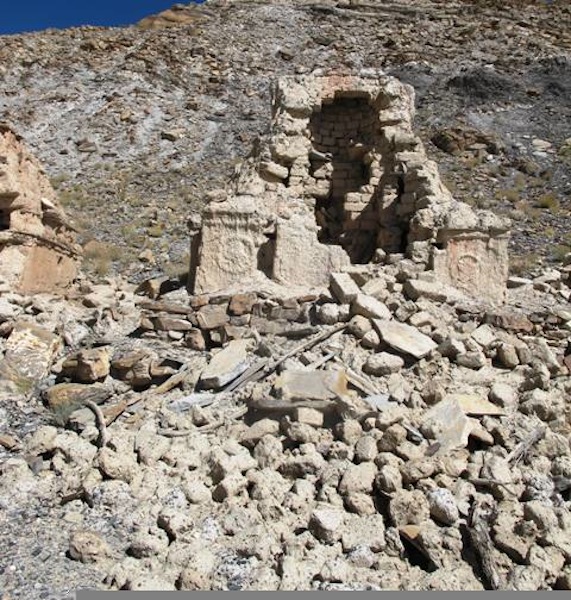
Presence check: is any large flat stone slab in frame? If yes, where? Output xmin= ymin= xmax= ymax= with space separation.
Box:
xmin=273 ymin=369 xmax=349 ymax=408
xmin=199 ymin=339 xmax=251 ymax=390
xmin=352 ymin=293 xmax=391 ymax=320
xmin=373 ymin=319 xmax=437 ymax=359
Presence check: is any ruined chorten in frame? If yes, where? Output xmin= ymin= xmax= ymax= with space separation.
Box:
xmin=188 ymin=72 xmax=510 ymax=303
xmin=0 ymin=124 xmax=81 ymax=293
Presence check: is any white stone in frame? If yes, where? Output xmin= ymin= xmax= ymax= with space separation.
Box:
xmin=352 ymin=293 xmax=391 ymax=320
xmin=199 ymin=339 xmax=251 ymax=390
xmin=363 ymin=352 xmax=404 ymax=376
xmin=427 ymin=488 xmax=459 ymax=525
xmin=470 ymin=324 xmax=497 ymax=348
xmin=373 ymin=319 xmax=437 ymax=359
xmin=403 ymin=279 xmax=451 ymax=302
xmin=330 ymin=272 xmax=361 ymax=304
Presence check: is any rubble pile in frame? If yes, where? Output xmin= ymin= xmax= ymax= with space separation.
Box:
xmin=0 ymin=255 xmax=570 ymax=592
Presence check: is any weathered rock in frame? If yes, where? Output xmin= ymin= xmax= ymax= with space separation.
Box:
xmin=389 ymin=489 xmax=430 ymax=526
xmin=185 ymin=328 xmax=207 ymax=351
xmin=196 ymin=304 xmax=229 ymax=330
xmin=61 ymin=347 xmax=111 ymax=383
xmin=153 ymin=315 xmax=194 ymax=332
xmin=128 ymin=576 xmax=176 ymax=592
xmin=404 ymin=279 xmax=453 ymax=303
xmin=363 ymin=352 xmax=404 ymax=376
xmin=341 ymin=514 xmax=386 ymax=553
xmin=273 ymin=369 xmax=348 ymax=407
xmin=489 ymin=383 xmax=518 ymax=408
xmin=199 ymin=339 xmax=251 ymax=390
xmin=68 ymin=531 xmax=110 ymax=563
xmin=471 ymin=324 xmax=497 ymax=349
xmin=229 ymin=292 xmax=257 ymax=316
xmin=98 ymin=447 xmax=138 ymax=483
xmin=497 ymin=342 xmax=520 ymax=369
xmin=427 ymin=488 xmax=459 ymax=525
xmin=352 ymin=293 xmax=391 ymax=320
xmin=335 ymin=419 xmax=362 ymax=445
xmin=294 ymin=407 xmax=325 ymax=428
xmin=338 ymin=462 xmax=377 ymax=497
xmin=348 ymin=315 xmax=372 ymax=339
xmin=317 ymin=303 xmax=341 ymax=325
xmin=421 ymin=398 xmax=473 ymax=452
xmin=373 ymin=319 xmax=436 ymax=359
xmin=0 ymin=125 xmax=81 ymax=293
xmin=354 ymin=435 xmax=379 ymax=463
xmin=361 ymin=330 xmax=381 ymax=349
xmin=45 ymin=382 xmax=110 ymax=415
xmin=330 ymin=272 xmax=361 ymax=304
xmin=0 ymin=321 xmax=60 ymax=392
xmin=309 ymin=506 xmax=344 ymax=544
xmin=375 ymin=464 xmax=403 ymax=494
xmin=450 ymin=393 xmax=506 ymax=416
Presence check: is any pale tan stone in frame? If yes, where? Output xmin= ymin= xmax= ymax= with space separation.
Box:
xmin=0 ymin=124 xmax=81 ymax=292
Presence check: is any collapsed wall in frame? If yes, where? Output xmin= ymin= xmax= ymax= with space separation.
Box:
xmin=188 ymin=72 xmax=510 ymax=303
xmin=0 ymin=124 xmax=81 ymax=293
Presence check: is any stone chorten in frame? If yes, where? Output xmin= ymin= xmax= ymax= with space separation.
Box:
xmin=0 ymin=124 xmax=81 ymax=293
xmin=188 ymin=72 xmax=510 ymax=303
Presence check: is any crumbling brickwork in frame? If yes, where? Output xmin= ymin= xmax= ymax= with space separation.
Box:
xmin=188 ymin=72 xmax=510 ymax=303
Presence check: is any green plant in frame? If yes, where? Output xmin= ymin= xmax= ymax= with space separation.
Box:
xmin=510 ymin=253 xmax=540 ymax=276
xmin=49 ymin=173 xmax=70 ymax=190
xmin=535 ymin=193 xmax=560 ymax=212
xmin=552 ymin=244 xmax=571 ymax=262
xmin=495 ymin=188 xmax=520 ymax=204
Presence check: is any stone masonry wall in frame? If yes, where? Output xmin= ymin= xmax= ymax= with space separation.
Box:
xmin=189 ymin=72 xmax=510 ymax=303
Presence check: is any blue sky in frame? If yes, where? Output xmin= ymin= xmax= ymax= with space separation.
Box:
xmin=0 ymin=1 xmax=205 ymax=35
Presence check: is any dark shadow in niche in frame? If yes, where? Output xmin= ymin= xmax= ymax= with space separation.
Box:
xmin=257 ymin=231 xmax=276 ymax=278
xmin=0 ymin=206 xmax=11 ymax=231
xmin=308 ymin=94 xmax=381 ymax=263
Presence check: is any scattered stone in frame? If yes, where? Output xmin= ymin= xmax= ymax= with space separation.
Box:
xmin=421 ymin=398 xmax=473 ymax=452
xmin=317 ymin=303 xmax=341 ymax=325
xmin=68 ymin=531 xmax=110 ymax=563
xmin=497 ymin=342 xmax=520 ymax=369
xmin=199 ymin=339 xmax=251 ymax=390
xmin=309 ymin=507 xmax=344 ymax=544
xmin=450 ymin=393 xmax=506 ymax=416
xmin=361 ymin=329 xmax=381 ymax=349
xmin=389 ymin=489 xmax=430 ymax=526
xmin=294 ymin=407 xmax=325 ymax=428
xmin=489 ymin=383 xmax=518 ymax=408
xmin=352 ymin=293 xmax=391 ymax=320
xmin=61 ymin=347 xmax=111 ymax=383
xmin=196 ymin=305 xmax=229 ymax=330
xmin=273 ymin=369 xmax=348 ymax=407
xmin=363 ymin=352 xmax=404 ymax=376
xmin=229 ymin=293 xmax=257 ymax=316
xmin=330 ymin=273 xmax=361 ymax=304
xmin=373 ymin=319 xmax=437 ymax=359
xmin=0 ymin=321 xmax=60 ymax=392
xmin=338 ymin=462 xmax=377 ymax=497
xmin=427 ymin=488 xmax=459 ymax=525
xmin=403 ymin=279 xmax=453 ymax=303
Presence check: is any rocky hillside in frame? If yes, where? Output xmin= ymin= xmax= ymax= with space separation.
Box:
xmin=0 ymin=0 xmax=570 ymax=281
